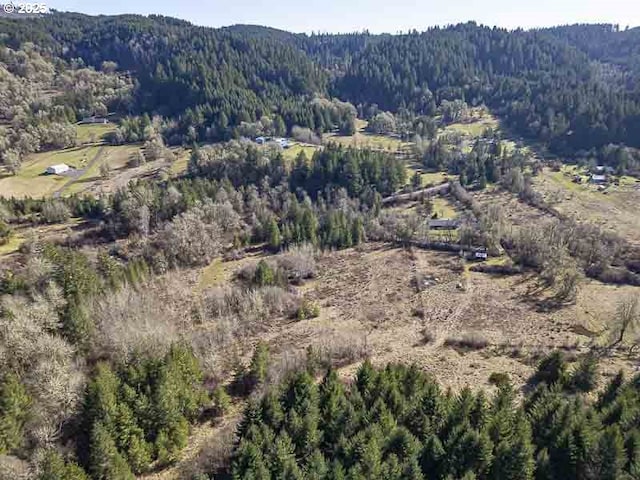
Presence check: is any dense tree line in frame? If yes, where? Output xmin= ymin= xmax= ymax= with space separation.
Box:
xmin=80 ymin=345 xmax=207 ymax=477
xmin=0 ymin=13 xmax=349 ymax=145
xmin=230 ymin=355 xmax=640 ymax=480
xmin=3 ymin=15 xmax=640 ymax=163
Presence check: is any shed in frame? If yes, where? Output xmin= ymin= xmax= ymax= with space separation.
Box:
xmin=46 ymin=164 xmax=70 ymax=175
xmin=79 ymin=116 xmax=108 ymax=125
xmin=590 ymin=174 xmax=607 ymax=184
xmin=429 ymin=219 xmax=460 ymax=230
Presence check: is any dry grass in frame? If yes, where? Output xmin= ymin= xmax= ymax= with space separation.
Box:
xmin=323 ymin=119 xmax=410 ymax=152
xmin=533 ymin=166 xmax=640 ymax=244
xmin=431 ymin=196 xmax=457 ymax=219
xmin=444 ymin=332 xmax=489 ymax=351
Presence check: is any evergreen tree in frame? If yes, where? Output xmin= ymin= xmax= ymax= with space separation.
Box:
xmin=0 ymin=373 xmax=30 ymax=454
xmin=38 ymin=450 xmax=88 ymax=480
xmin=89 ymin=422 xmax=135 ymax=480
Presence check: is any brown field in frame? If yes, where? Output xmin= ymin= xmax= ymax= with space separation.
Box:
xmin=473 ymin=186 xmax=555 ymax=229
xmin=174 ymin=241 xmax=634 ymax=393
xmin=138 ymin=242 xmax=637 ymax=479
xmin=533 ymin=166 xmax=640 ymax=244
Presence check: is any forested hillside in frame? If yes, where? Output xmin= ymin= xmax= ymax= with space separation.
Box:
xmin=0 ymin=43 xmax=132 ymax=170
xmin=1 ymin=14 xmax=640 ymax=164
xmin=2 ymin=10 xmax=640 ymax=480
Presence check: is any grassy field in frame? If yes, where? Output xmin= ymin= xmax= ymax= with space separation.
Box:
xmin=421 ymin=170 xmax=455 ymax=186
xmin=64 ymin=145 xmax=141 ymax=195
xmin=0 ymin=234 xmax=23 ymax=256
xmin=0 ymin=145 xmax=101 ymax=198
xmin=440 ymin=110 xmax=500 ymax=138
xmin=282 ymin=143 xmax=321 ymax=164
xmin=323 ymin=119 xmax=410 ymax=152
xmin=431 ymin=196 xmax=457 ymax=219
xmin=170 ymin=148 xmax=191 ymax=176
xmin=0 ymin=144 xmax=159 ymax=198
xmin=533 ymin=166 xmax=640 ymax=243
xmin=324 ymin=131 xmax=408 ymax=151
xmin=76 ymin=123 xmax=116 ymax=144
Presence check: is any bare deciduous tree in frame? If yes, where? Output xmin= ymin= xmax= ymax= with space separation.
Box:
xmin=609 ymin=295 xmax=640 ymax=349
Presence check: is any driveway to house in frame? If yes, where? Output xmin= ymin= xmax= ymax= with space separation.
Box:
xmin=53 ymin=145 xmax=106 ymax=198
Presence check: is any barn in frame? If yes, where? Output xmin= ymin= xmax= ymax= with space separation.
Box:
xmin=46 ymin=164 xmax=71 ymax=175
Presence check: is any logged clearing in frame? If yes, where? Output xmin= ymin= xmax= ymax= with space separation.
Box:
xmin=134 ymin=241 xmax=638 ymax=479
xmin=473 ymin=186 xmax=555 ymax=230
xmin=205 ymin=244 xmax=634 ymax=394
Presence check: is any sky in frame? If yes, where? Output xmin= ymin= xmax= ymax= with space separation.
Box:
xmin=47 ymin=0 xmax=640 ymax=33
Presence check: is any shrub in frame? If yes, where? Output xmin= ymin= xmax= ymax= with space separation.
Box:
xmin=0 ymin=373 xmax=31 ymax=454
xmin=253 ymin=260 xmax=277 ymax=287
xmin=296 ymin=299 xmax=320 ymax=321
xmin=277 ymin=244 xmax=317 ymax=283
xmin=212 ymin=385 xmax=232 ymax=417
xmin=444 ymin=332 xmax=489 ymax=351
xmin=489 ymin=372 xmax=511 ymax=387
xmin=419 ymin=328 xmax=436 ymax=345
xmin=0 ymin=221 xmax=12 ymax=246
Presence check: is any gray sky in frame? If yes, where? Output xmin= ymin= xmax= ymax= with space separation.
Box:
xmin=48 ymin=0 xmax=640 ymax=32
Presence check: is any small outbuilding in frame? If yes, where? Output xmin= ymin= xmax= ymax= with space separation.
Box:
xmin=274 ymin=137 xmax=290 ymax=148
xmin=79 ymin=116 xmax=108 ymax=125
xmin=46 ymin=164 xmax=71 ymax=175
xmin=590 ymin=174 xmax=607 ymax=184
xmin=429 ymin=219 xmax=460 ymax=230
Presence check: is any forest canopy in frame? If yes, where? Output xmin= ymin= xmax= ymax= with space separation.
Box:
xmin=1 ymin=14 xmax=640 ymax=161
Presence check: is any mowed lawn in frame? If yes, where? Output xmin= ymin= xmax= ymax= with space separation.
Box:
xmin=0 ymin=145 xmax=101 ymax=198
xmin=76 ymin=123 xmax=116 ymax=144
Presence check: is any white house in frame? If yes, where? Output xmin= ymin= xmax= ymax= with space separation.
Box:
xmin=46 ymin=164 xmax=71 ymax=175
